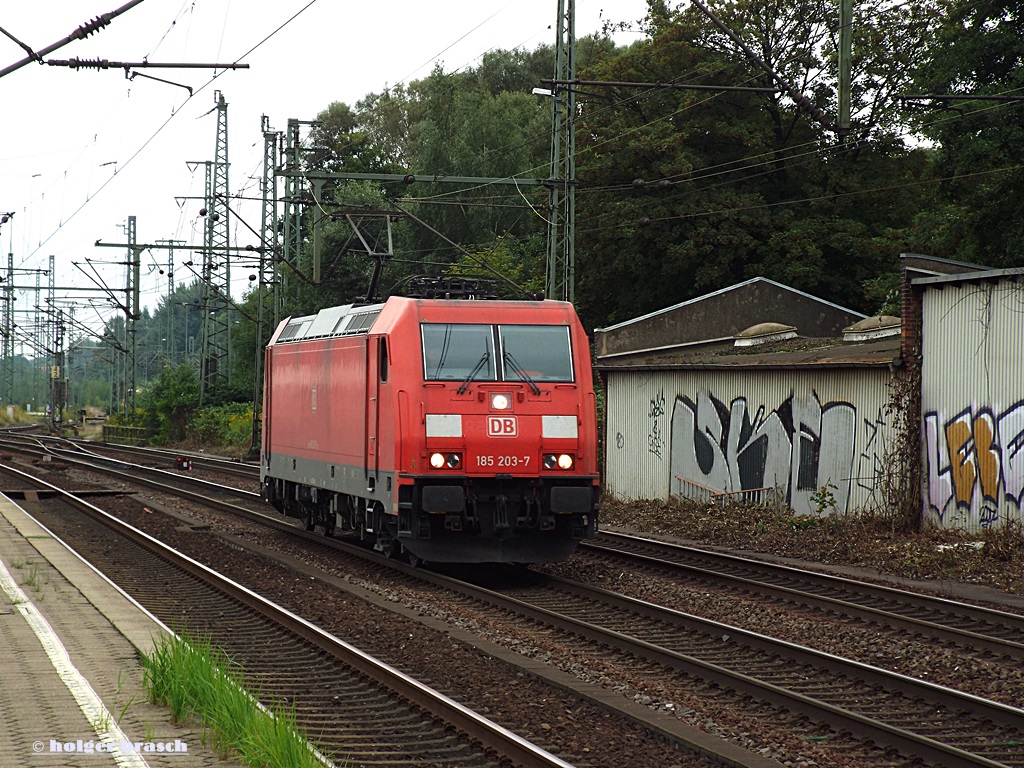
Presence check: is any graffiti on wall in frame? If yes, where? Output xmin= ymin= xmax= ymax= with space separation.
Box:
xmin=668 ymin=390 xmax=884 ymax=515
xmin=648 ymin=388 xmax=666 ymax=459
xmin=924 ymin=401 xmax=1024 ymax=526
xmin=858 ymin=407 xmax=890 ymax=510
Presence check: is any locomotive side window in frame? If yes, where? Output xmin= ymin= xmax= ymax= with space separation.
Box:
xmin=498 ymin=325 xmax=574 ymax=382
xmin=422 ymin=323 xmax=496 ymax=381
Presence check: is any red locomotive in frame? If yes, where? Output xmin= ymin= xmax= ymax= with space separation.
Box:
xmin=260 ymin=295 xmax=600 ymax=564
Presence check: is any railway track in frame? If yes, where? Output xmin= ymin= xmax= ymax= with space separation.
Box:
xmin=580 ymin=531 xmax=1024 ymax=658
xmin=137 ymin=503 xmax=1024 ymax=767
xmin=10 ymin=433 xmax=261 ymax=481
xmin=5 ymin=433 xmax=1024 ymax=766
xmin=0 ymin=462 xmax=572 ymax=768
xmin=30 ymin=437 xmax=1024 ymax=662
xmin=1 ymin=439 xmax=724 ymax=767
xmin=481 ymin=572 xmax=1024 ymax=767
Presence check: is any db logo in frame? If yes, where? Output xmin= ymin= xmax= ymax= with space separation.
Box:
xmin=487 ymin=416 xmax=518 ymax=437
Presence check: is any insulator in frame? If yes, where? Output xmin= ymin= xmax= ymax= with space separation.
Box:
xmin=66 ymin=57 xmax=111 ymax=70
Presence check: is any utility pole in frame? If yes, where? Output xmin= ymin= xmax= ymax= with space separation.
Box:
xmin=35 ymin=269 xmax=43 ymax=411
xmin=546 ymin=0 xmax=576 ymax=303
xmin=1 ymin=252 xmax=57 ymax=408
xmin=282 ymin=119 xmax=313 ymax=308
xmin=155 ymin=239 xmax=182 ymax=363
xmin=250 ymin=116 xmax=281 ymax=456
xmin=838 ymin=0 xmax=853 ymax=141
xmin=125 ymin=217 xmax=142 ymax=415
xmin=198 ymin=91 xmax=232 ymax=404
xmin=50 ymin=307 xmax=66 ymax=431
xmin=47 ymin=256 xmax=56 ymax=420
xmin=2 ymin=251 xmax=13 ymax=404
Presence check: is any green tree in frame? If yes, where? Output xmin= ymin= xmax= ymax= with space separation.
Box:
xmin=910 ymin=0 xmax=1024 ymax=266
xmin=292 ymin=47 xmax=570 ymax=308
xmin=572 ymin=0 xmax=938 ymax=329
xmin=137 ymin=363 xmax=200 ymax=443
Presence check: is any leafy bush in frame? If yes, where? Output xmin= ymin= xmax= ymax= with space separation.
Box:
xmin=187 ymin=401 xmax=254 ymax=452
xmin=136 ymin=364 xmax=201 ymax=443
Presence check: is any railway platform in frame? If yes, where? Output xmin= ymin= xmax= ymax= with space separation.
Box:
xmin=0 ymin=494 xmax=244 ymax=768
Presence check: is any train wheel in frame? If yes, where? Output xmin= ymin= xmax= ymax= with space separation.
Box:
xmin=406 ymin=552 xmax=422 ymax=568
xmin=303 ymin=508 xmax=315 ymax=532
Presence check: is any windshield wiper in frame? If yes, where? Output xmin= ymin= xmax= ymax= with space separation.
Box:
xmin=457 ymin=351 xmax=490 ymax=394
xmin=503 ymin=352 xmax=541 ymax=395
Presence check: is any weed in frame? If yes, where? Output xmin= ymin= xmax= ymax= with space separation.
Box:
xmin=117 ymin=693 xmax=136 ymax=726
xmin=809 ymin=482 xmax=838 ymax=516
xmin=142 ymin=632 xmax=324 ymax=768
xmin=23 ymin=564 xmax=40 ymax=589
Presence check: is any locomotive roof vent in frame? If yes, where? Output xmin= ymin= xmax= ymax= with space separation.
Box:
xmin=276 ymin=304 xmax=384 ymax=343
xmin=733 ymin=322 xmax=797 ymax=347
xmin=842 ymin=315 xmax=900 ymax=342
xmin=278 ymin=317 xmax=313 ymax=341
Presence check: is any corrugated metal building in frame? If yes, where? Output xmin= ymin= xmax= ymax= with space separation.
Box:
xmin=915 ymin=267 xmax=1024 ymax=532
xmin=594 ymin=277 xmax=902 ymax=516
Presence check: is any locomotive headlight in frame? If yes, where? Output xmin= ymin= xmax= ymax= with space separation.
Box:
xmin=490 ymin=392 xmax=511 ymax=411
xmin=430 ymin=452 xmax=462 ymax=469
xmin=543 ymin=453 xmax=575 ymax=470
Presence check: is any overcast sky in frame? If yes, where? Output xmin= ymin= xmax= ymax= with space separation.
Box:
xmin=0 ymin=0 xmax=649 ymax=336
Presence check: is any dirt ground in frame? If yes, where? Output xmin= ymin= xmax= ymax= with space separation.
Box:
xmin=600 ymin=496 xmax=1024 ymax=596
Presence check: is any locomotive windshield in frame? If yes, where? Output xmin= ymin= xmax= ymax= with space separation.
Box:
xmin=422 ymin=323 xmax=573 ymax=383
xmin=422 ymin=324 xmax=496 ymax=381
xmin=498 ymin=325 xmax=573 ymax=382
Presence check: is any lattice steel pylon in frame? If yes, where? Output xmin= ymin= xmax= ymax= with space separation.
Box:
xmin=199 ymin=91 xmax=232 ymax=403
xmin=124 ymin=217 xmax=141 ymax=416
xmin=546 ymin=0 xmax=576 ymax=303
xmin=281 ymin=118 xmax=312 ymax=311
xmin=250 ymin=115 xmax=281 ymax=454
xmin=2 ymin=252 xmax=13 ymax=404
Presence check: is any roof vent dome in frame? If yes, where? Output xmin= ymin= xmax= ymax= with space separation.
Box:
xmin=734 ymin=322 xmax=797 ymax=347
xmin=842 ymin=315 xmax=900 ymax=342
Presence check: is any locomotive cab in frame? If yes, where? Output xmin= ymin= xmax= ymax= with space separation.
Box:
xmin=403 ymin=318 xmax=598 ymax=562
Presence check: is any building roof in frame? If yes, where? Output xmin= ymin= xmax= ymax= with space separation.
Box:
xmin=911 ymin=265 xmax=1024 ymax=287
xmin=595 ymin=276 xmax=862 ymax=334
xmin=594 ymin=333 xmax=902 ymax=371
xmin=593 ymin=276 xmax=877 ymax=366
xmin=592 ymin=258 xmax=1018 ymax=373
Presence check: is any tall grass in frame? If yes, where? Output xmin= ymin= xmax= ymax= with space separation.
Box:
xmin=142 ymin=632 xmax=330 ymax=768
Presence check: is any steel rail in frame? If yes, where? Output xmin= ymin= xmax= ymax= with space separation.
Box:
xmin=583 ymin=531 xmax=1024 ymax=656
xmin=0 ymin=461 xmax=574 ymax=768
xmin=7 ymin=436 xmax=1023 ymax=766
